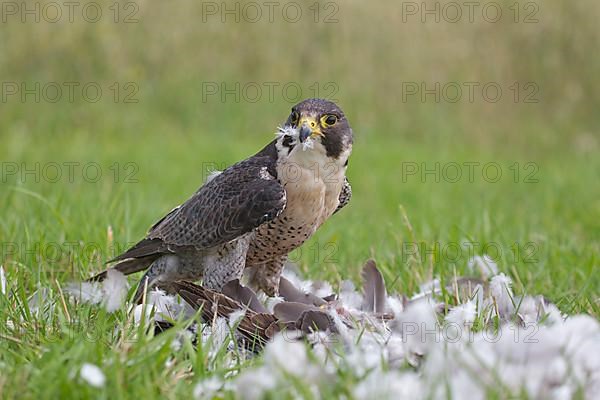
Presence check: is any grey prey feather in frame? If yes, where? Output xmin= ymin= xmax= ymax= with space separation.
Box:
xmin=361 ymin=259 xmax=387 ymax=313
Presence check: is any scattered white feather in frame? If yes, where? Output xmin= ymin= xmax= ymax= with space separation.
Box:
xmin=62 ymin=261 xmax=600 ymax=398
xmin=66 ymin=270 xmax=128 ymax=312
xmin=66 ymin=282 xmax=104 ymax=305
xmin=102 ymin=270 xmax=129 ymax=312
xmin=393 ymin=300 xmax=440 ymax=366
xmin=264 ymin=335 xmax=316 ymax=379
xmin=193 ymin=376 xmax=223 ymax=399
xmin=339 ymin=280 xmax=364 ymax=310
xmin=445 ymin=301 xmax=477 ymax=327
xmin=419 ymin=278 xmax=441 ymax=294
xmin=354 ymin=370 xmax=422 ymax=400
xmin=472 ymin=282 xmax=485 ymax=313
xmin=221 ymin=266 xmax=599 ymax=398
xmin=411 ymin=278 xmax=441 ymax=301
xmin=345 ymin=339 xmax=385 ymax=376
xmin=385 ymin=335 xmax=406 ymax=367
xmin=313 ymin=281 xmax=334 ymax=298
xmin=170 ymin=327 xmax=196 ymax=352
xmin=234 ymin=366 xmax=277 ymax=400
xmin=275 ymin=125 xmax=314 ymax=151
xmin=489 ymin=273 xmax=514 ymax=318
xmin=209 ymin=317 xmax=230 ymax=353
xmin=0 ymin=265 xmax=6 ymax=295
xmin=423 ymin=315 xmax=600 ymax=399
xmin=386 ymin=295 xmax=404 ymax=317
xmin=275 ymin=125 xmax=297 ymax=141
xmin=146 ymin=289 xmax=189 ymax=321
xmin=541 ymin=300 xmax=564 ymax=325
xmin=282 ymin=268 xmax=308 ymax=291
xmin=232 ymin=335 xmax=324 ymax=399
xmin=28 ymin=287 xmax=52 ymax=315
xmin=517 ymin=295 xmax=542 ymax=324
xmin=228 ymin=309 xmax=246 ymax=326
xmin=80 ymin=363 xmax=106 ymax=388
xmin=65 ymin=282 xmax=103 ymax=304
xmin=467 ymin=254 xmax=498 ymax=278
xmin=444 ymin=301 xmax=477 ymax=342
xmin=132 ymin=304 xmax=152 ymax=325
xmin=262 ymin=294 xmax=284 ymax=313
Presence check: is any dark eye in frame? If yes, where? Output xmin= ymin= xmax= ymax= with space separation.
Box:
xmin=290 ymin=111 xmax=299 ymax=125
xmin=323 ymin=115 xmax=338 ymax=126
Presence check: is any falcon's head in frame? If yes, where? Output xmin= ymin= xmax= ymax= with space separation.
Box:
xmin=276 ymin=98 xmax=353 ymax=164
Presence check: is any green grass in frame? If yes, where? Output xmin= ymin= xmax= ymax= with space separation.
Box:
xmin=1 ymin=127 xmax=598 ymax=397
xmin=2 ymin=129 xmax=598 ymax=311
xmin=1 ymin=0 xmax=599 ymax=397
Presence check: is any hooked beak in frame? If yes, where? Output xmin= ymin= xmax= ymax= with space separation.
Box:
xmin=297 ymin=116 xmax=321 ymax=143
xmin=299 ymin=124 xmax=312 ymax=143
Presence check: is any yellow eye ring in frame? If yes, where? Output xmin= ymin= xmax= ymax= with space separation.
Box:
xmin=321 ymin=114 xmax=338 ymax=127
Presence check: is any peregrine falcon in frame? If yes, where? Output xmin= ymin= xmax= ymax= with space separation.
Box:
xmin=90 ymin=98 xmax=353 ymax=299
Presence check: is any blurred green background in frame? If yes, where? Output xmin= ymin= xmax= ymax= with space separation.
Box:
xmin=1 ymin=0 xmax=598 ymax=314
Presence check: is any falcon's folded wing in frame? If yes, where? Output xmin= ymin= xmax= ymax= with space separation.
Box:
xmin=108 ymin=157 xmax=286 ymax=263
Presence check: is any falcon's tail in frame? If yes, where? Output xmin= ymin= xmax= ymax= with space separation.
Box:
xmin=87 ymin=255 xmax=159 ymax=282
